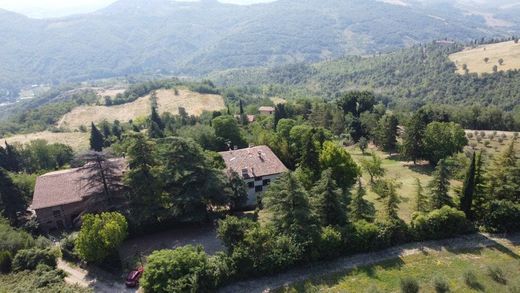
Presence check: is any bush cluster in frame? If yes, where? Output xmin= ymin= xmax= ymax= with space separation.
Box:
xmin=411 ymin=206 xmax=474 ymax=240
xmin=12 ymin=248 xmax=58 ymax=271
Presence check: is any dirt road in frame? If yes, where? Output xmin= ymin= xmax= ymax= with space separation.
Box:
xmin=219 ymin=233 xmax=520 ymax=293
xmin=58 ymin=259 xmax=138 ymax=293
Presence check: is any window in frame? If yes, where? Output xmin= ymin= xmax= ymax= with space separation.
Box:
xmin=263 ymin=179 xmax=271 ymax=186
xmin=53 ymin=210 xmax=61 ymax=218
xmin=255 ymin=185 xmax=263 ymax=192
xmin=248 ymin=181 xmax=255 ymax=189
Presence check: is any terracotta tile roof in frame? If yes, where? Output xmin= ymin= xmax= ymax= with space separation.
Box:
xmin=30 ymin=158 xmax=126 ymax=210
xmin=219 ymin=145 xmax=288 ymax=179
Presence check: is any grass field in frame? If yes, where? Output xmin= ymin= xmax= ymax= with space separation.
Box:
xmin=346 ymin=145 xmax=461 ymax=223
xmin=2 ymin=131 xmax=89 ymax=152
xmin=58 ymin=89 xmax=225 ymax=130
xmin=449 ymin=40 xmax=520 ymax=75
xmin=277 ymin=243 xmax=520 ymax=292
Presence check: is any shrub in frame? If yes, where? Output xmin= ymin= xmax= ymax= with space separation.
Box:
xmin=400 ymin=277 xmax=420 ymax=293
xmin=0 ymin=218 xmax=35 ymax=254
xmin=411 ymin=206 xmax=473 ymax=240
xmin=318 ymin=226 xmax=343 ymax=259
xmin=467 ymin=133 xmax=474 ymax=139
xmin=463 ymin=270 xmax=483 ymax=290
xmin=60 ymin=233 xmax=79 ymax=261
xmin=376 ymin=219 xmax=412 ymax=247
xmin=351 ymin=220 xmax=381 ymax=252
xmin=33 ymin=264 xmax=66 ymax=288
xmin=75 ymin=212 xmax=128 ymax=263
xmin=484 ymin=140 xmax=491 ymax=147
xmin=230 ymin=227 xmax=303 ymax=277
xmin=141 ymin=245 xmax=214 ymax=293
xmin=0 ymin=250 xmax=12 ymax=273
xmin=487 ymin=265 xmax=507 ymax=284
xmin=12 ymin=248 xmax=57 ymax=271
xmin=217 ymin=216 xmax=258 ymax=252
xmin=207 ymin=252 xmax=235 ymax=288
xmin=483 ymin=200 xmax=520 ymax=233
xmin=432 ymin=275 xmax=450 ymax=293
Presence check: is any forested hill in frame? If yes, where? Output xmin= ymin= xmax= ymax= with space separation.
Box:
xmin=213 ymin=43 xmax=520 ymax=111
xmin=0 ymin=0 xmax=517 ymax=98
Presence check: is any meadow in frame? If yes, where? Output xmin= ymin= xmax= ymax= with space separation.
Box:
xmin=449 ymin=40 xmax=520 ymax=75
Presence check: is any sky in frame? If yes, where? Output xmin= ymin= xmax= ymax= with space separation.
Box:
xmin=0 ymin=0 xmax=276 ymax=18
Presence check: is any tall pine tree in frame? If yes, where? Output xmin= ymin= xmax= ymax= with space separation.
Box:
xmin=263 ymin=172 xmax=319 ymax=243
xmin=487 ymin=141 xmax=520 ymax=202
xmin=310 ymin=169 xmax=346 ymax=227
xmin=349 ymin=180 xmax=376 ymax=222
xmin=89 ymin=122 xmax=104 ymax=152
xmin=460 ymin=152 xmax=476 ymax=219
xmin=472 ymin=152 xmax=488 ymax=221
xmin=374 ymin=114 xmax=398 ymax=153
xmin=428 ymin=159 xmax=453 ymax=209
xmin=0 ymin=168 xmax=26 ymax=225
xmin=414 ymin=178 xmax=429 ymax=213
xmin=401 ymin=111 xmax=428 ymax=164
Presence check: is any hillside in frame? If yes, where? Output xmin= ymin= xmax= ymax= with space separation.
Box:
xmin=58 ymin=89 xmax=224 ymax=130
xmin=214 ymin=43 xmax=520 ymax=110
xmin=449 ymin=40 xmax=520 ymax=74
xmin=0 ymin=0 xmax=517 ymax=101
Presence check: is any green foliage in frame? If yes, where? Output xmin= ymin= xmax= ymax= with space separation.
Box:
xmin=141 ymin=245 xmax=213 ymax=293
xmin=373 ymin=179 xmax=401 ymax=221
xmin=12 ymin=248 xmax=57 ymax=271
xmin=411 ymin=206 xmax=472 ymax=240
xmin=432 ymin=275 xmax=450 ymax=293
xmin=374 ymin=114 xmax=398 ymax=153
xmin=217 ymin=216 xmax=258 ymax=253
xmin=487 ymin=265 xmax=507 ymax=285
xmin=0 ymin=217 xmax=34 ymax=254
xmin=212 ymin=115 xmax=246 ymax=150
xmin=424 ymin=122 xmax=467 ymax=165
xmin=0 ymin=168 xmax=26 ymax=224
xmin=486 ymin=141 xmax=520 ymax=202
xmin=428 ymin=160 xmax=454 ymax=210
xmin=360 ymin=152 xmax=385 ymax=183
xmin=16 ymin=139 xmax=74 ymax=173
xmin=89 ymin=122 xmax=104 ymax=152
xmin=414 ymin=178 xmax=429 ymax=213
xmin=400 ymin=277 xmax=420 ymax=293
xmin=319 ymin=141 xmax=359 ymax=190
xmin=0 ymin=250 xmax=12 ymax=273
xmin=460 ymin=152 xmax=476 ymax=219
xmin=263 ymin=172 xmax=319 ymax=244
xmin=401 ymin=110 xmax=428 ymax=163
xmin=230 ymin=226 xmax=303 ymax=277
xmin=463 ymin=270 xmax=482 ymax=290
xmin=75 ymin=212 xmax=128 ymax=263
xmin=349 ymin=181 xmax=376 ymax=222
xmin=482 ymin=200 xmax=520 ymax=233
xmin=358 ymin=137 xmax=368 ymax=154
xmin=0 ymin=266 xmax=91 ymax=292
xmin=310 ymin=169 xmax=346 ymax=227
xmin=318 ymin=226 xmax=343 ymax=259
xmin=227 ymin=170 xmax=248 ymax=210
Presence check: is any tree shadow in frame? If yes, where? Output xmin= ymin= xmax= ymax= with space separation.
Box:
xmin=406 ymin=164 xmax=435 ymax=176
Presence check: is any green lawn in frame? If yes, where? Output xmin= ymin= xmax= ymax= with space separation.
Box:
xmin=346 ymin=145 xmax=460 ymax=223
xmin=277 ymin=243 xmax=520 ymax=292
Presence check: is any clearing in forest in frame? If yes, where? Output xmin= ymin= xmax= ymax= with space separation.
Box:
xmin=449 ymin=40 xmax=520 ymax=75
xmin=58 ymin=89 xmax=225 ymax=130
xmin=2 ymin=131 xmax=89 ymax=152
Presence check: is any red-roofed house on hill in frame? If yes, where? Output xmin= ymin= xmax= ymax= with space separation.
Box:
xmin=30 ymin=159 xmax=126 ymax=232
xmin=219 ymin=145 xmax=288 ymax=207
xmin=258 ymin=106 xmax=275 ymax=115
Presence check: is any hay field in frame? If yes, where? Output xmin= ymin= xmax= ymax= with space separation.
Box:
xmin=2 ymin=131 xmax=89 ymax=152
xmin=58 ymin=89 xmax=225 ymax=130
xmin=449 ymin=40 xmax=520 ymax=75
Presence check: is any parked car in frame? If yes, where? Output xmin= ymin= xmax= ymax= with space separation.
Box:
xmin=125 ymin=267 xmax=144 ymax=288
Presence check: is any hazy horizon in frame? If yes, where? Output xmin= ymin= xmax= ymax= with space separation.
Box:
xmin=0 ymin=0 xmax=277 ymax=18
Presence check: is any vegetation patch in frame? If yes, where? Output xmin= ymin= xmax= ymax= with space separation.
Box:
xmin=449 ymin=40 xmax=520 ymax=75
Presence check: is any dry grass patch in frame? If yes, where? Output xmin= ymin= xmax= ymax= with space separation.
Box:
xmin=449 ymin=41 xmax=520 ymax=75
xmin=58 ymin=89 xmax=225 ymax=130
xmin=2 ymin=131 xmax=89 ymax=152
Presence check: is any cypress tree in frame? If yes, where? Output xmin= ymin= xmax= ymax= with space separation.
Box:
xmin=311 ymin=169 xmax=346 ymax=227
xmin=239 ymin=100 xmax=244 ymax=115
xmin=472 ymin=152 xmax=487 ymax=221
xmin=414 ymin=178 xmax=428 ymax=213
xmin=428 ymin=159 xmax=453 ymax=209
xmin=150 ymin=106 xmax=164 ymax=131
xmin=0 ymin=168 xmax=25 ymax=225
xmin=349 ymin=180 xmax=376 ymax=222
xmin=89 ymin=122 xmax=104 ymax=152
xmin=460 ymin=152 xmax=476 ymax=219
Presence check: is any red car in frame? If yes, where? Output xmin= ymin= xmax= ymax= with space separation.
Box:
xmin=125 ymin=267 xmax=144 ymax=288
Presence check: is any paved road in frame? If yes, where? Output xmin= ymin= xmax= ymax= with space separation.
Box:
xmin=219 ymin=233 xmax=520 ymax=293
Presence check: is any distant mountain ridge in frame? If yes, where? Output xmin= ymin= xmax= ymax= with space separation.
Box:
xmin=1 ymin=0 xmax=520 ymax=98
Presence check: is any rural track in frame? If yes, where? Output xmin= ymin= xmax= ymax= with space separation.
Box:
xmin=219 ymin=233 xmax=520 ymax=293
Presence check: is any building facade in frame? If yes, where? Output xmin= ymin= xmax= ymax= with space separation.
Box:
xmin=219 ymin=145 xmax=288 ymax=208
